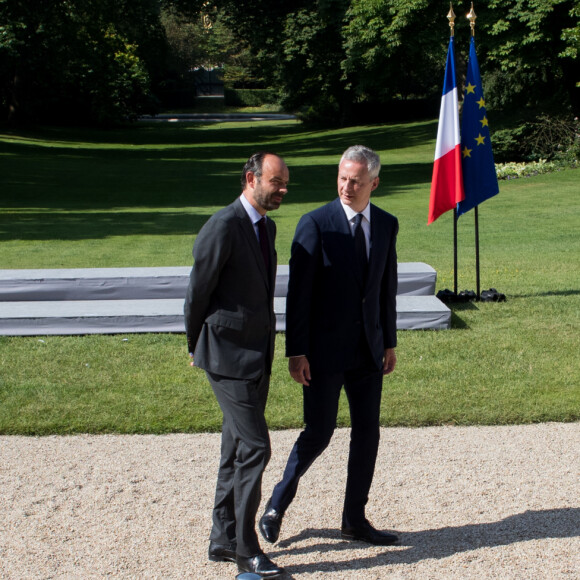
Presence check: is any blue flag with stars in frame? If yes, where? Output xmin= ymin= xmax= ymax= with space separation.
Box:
xmin=458 ymin=37 xmax=499 ymax=216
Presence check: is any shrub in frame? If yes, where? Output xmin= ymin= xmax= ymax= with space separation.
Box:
xmin=492 ymin=115 xmax=579 ymax=163
xmin=496 ymin=159 xmax=558 ymax=180
xmin=224 ymin=88 xmax=279 ymax=107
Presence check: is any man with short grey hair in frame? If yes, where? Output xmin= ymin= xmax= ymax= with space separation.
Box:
xmin=260 ymin=145 xmax=400 ymax=547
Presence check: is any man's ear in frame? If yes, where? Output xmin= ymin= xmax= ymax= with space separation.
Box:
xmin=371 ymin=177 xmax=380 ymax=192
xmin=246 ymin=171 xmax=257 ymax=189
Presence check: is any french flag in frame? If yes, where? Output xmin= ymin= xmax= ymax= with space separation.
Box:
xmin=428 ymin=36 xmax=465 ymax=225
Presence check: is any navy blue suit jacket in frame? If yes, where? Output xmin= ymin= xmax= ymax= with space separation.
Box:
xmin=285 ymin=197 xmax=398 ymax=373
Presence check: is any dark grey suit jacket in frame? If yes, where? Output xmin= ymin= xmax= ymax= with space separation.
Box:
xmin=184 ymin=198 xmax=277 ymax=380
xmin=285 ymin=197 xmax=398 ymax=373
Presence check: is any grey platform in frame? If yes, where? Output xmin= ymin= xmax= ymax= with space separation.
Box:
xmin=0 ymin=263 xmax=449 ymax=335
xmin=0 ymin=263 xmax=435 ymax=301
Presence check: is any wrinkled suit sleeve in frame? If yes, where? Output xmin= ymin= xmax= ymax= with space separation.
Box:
xmin=285 ymin=213 xmax=320 ymax=358
xmin=380 ymin=216 xmax=399 ymax=349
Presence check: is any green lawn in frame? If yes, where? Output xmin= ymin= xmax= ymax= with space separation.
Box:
xmin=0 ymin=120 xmax=578 ymax=434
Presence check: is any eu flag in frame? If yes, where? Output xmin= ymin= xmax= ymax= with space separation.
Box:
xmin=457 ymin=37 xmax=499 ymax=216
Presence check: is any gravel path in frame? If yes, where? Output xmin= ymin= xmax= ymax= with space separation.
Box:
xmin=1 ymin=423 xmax=579 ymax=579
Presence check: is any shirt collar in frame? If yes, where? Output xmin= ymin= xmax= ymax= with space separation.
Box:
xmin=340 ymin=199 xmax=371 ymax=223
xmin=240 ymin=193 xmax=265 ymax=225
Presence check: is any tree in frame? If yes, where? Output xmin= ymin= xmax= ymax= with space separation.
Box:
xmin=161 ymin=5 xmax=256 ymax=92
xmin=0 ymin=0 xmax=164 ymax=125
xmin=343 ymin=0 xmax=448 ymax=108
xmin=342 ymin=0 xmax=579 ymax=124
xmin=482 ymin=0 xmax=579 ymax=117
xmin=277 ymin=1 xmax=351 ymax=122
xmin=2 ymin=0 xmax=577 ymax=126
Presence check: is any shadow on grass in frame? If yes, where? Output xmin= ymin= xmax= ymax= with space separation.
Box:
xmin=0 ymin=154 xmax=433 ymax=209
xmin=0 ymin=120 xmax=437 ymax=151
xmin=0 ymin=120 xmax=436 ymax=215
xmin=274 ymin=507 xmax=579 ymax=576
xmin=0 ymin=156 xmax=432 ymax=241
xmin=445 ymin=302 xmax=478 ymax=330
xmin=511 ymin=289 xmax=580 ymax=298
xmin=0 ymin=211 xmax=209 ymax=241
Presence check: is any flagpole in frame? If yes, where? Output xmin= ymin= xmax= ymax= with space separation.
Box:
xmin=467 ymin=3 xmax=481 ymax=300
xmin=429 ymin=2 xmax=466 ymax=304
xmin=475 ymin=205 xmax=480 ymax=297
xmin=448 ymin=3 xmax=459 ymax=296
xmin=454 ymin=208 xmax=458 ymax=295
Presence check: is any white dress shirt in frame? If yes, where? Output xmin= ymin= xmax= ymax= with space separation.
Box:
xmin=240 ymin=193 xmax=266 ymax=239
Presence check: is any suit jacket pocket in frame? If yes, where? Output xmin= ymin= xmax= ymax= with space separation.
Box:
xmin=205 ymin=310 xmax=244 ymax=331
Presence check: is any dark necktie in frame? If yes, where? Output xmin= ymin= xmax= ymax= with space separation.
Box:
xmin=354 ymin=213 xmax=368 ymax=281
xmin=257 ymin=217 xmax=270 ymax=272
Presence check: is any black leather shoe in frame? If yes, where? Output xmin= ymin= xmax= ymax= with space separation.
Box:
xmin=208 ymin=541 xmax=237 ymax=563
xmin=259 ymin=499 xmax=284 ymax=544
xmin=341 ymin=520 xmax=399 ymax=546
xmin=236 ymin=552 xmax=284 ymax=577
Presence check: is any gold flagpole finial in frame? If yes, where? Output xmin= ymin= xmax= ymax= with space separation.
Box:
xmin=201 ymin=1 xmax=213 ymax=30
xmin=467 ymin=2 xmax=477 ymax=37
xmin=447 ymin=3 xmax=456 ymax=37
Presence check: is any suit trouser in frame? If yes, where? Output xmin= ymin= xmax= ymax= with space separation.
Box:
xmin=206 ymin=371 xmax=271 ymax=557
xmin=270 ymin=360 xmax=383 ymax=527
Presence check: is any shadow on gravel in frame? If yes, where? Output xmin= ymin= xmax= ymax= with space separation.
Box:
xmin=274 ymin=508 xmax=579 ymax=576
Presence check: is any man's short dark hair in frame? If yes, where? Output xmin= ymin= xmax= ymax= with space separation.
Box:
xmin=241 ymin=151 xmax=278 ymax=190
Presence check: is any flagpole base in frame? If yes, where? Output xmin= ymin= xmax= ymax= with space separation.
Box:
xmin=437 ymin=288 xmax=506 ymax=303
xmin=479 ymin=288 xmax=506 ymax=302
xmin=437 ymin=289 xmax=476 ymax=303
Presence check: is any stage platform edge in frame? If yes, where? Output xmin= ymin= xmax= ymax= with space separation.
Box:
xmin=0 ymin=295 xmax=450 ymax=336
xmin=0 ymin=263 xmax=436 ymax=301
xmin=0 ymin=263 xmax=449 ymax=335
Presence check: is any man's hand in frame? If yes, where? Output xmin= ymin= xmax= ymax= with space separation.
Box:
xmin=288 ymin=355 xmax=311 ymax=386
xmin=189 ymin=352 xmax=195 ymax=367
xmin=383 ymin=348 xmax=396 ymax=375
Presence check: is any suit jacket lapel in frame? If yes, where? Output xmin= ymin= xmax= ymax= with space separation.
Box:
xmin=329 ymin=198 xmax=366 ymax=290
xmin=367 ymin=204 xmax=385 ymax=287
xmin=266 ymin=218 xmax=277 ymax=292
xmin=328 ymin=198 xmax=352 ymax=237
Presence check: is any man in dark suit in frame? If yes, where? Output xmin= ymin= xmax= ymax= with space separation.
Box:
xmin=260 ymin=145 xmax=399 ymax=547
xmin=184 ymin=152 xmax=289 ymax=578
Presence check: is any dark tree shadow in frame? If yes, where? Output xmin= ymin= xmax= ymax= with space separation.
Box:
xmin=511 ymin=290 xmax=580 ymax=298
xmin=271 ymin=508 xmax=579 ymax=576
xmin=0 ymin=211 xmax=208 ymax=242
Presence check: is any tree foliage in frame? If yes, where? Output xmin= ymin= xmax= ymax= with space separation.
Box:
xmin=343 ymin=0 xmax=579 ymax=120
xmin=482 ymin=0 xmax=579 ymax=116
xmin=343 ymin=0 xmax=448 ymax=102
xmin=0 ymin=0 xmax=578 ymax=126
xmin=161 ymin=4 xmax=255 ymax=92
xmin=207 ymin=0 xmax=579 ymax=123
xmin=278 ymin=1 xmax=351 ymax=122
xmin=0 ymin=0 xmax=164 ymax=125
